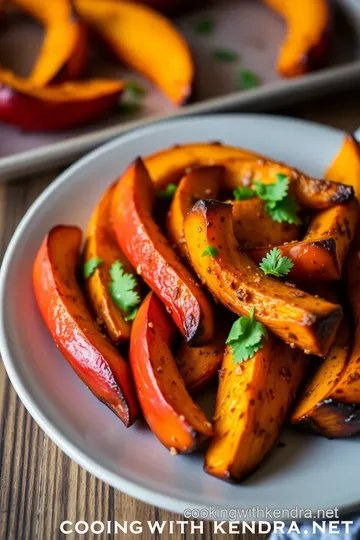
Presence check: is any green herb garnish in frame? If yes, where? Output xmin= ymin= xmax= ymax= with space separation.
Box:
xmin=259 ymin=248 xmax=294 ymax=277
xmin=124 ymin=307 xmax=138 ymax=322
xmin=238 ymin=70 xmax=260 ymax=90
xmin=83 ymin=258 xmax=103 ymax=279
xmin=201 ymin=246 xmax=219 ymax=258
xmin=233 ymin=186 xmax=256 ymax=200
xmin=195 ymin=18 xmax=215 ymax=35
xmin=116 ymin=101 xmax=141 ymax=115
xmin=213 ymin=48 xmax=239 ymax=62
xmin=254 ymin=173 xmax=301 ymax=225
xmin=157 ymin=183 xmax=177 ymax=200
xmin=125 ymin=81 xmax=146 ymax=98
xmin=226 ymin=307 xmax=268 ymax=363
xmin=265 ymin=197 xmax=301 ymax=224
xmin=109 ymin=261 xmax=140 ymax=318
xmin=254 ymin=173 xmax=289 ymax=202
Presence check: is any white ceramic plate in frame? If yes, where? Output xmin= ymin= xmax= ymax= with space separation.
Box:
xmin=1 ymin=114 xmax=359 ymax=516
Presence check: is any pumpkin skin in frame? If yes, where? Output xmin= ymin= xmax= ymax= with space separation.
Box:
xmin=33 ymin=225 xmax=139 ymax=427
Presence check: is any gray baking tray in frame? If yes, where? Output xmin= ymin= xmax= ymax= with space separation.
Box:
xmin=0 ymin=0 xmax=360 ymax=180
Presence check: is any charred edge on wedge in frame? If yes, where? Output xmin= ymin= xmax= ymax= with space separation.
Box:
xmin=330 ymin=183 xmax=354 ymax=203
xmin=309 ymin=238 xmax=340 ymax=277
xmin=295 ymin=399 xmax=360 ymax=438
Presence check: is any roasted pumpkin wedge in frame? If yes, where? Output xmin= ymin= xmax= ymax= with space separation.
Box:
xmin=205 ymin=337 xmax=308 ymax=482
xmin=325 ymin=134 xmax=360 ymax=201
xmin=223 ymin=158 xmax=353 ymax=210
xmin=248 ymin=199 xmax=359 ymax=282
xmin=176 ymin=318 xmax=229 ymax=394
xmin=84 ymin=184 xmax=141 ymax=345
xmin=184 ymin=200 xmax=342 ymax=356
xmin=143 ymin=143 xmax=353 ymax=210
xmin=130 ymin=292 xmax=213 ymax=453
xmin=144 ymin=143 xmax=255 ymax=188
xmin=33 ymin=225 xmax=139 ymax=427
xmin=167 ymin=165 xmax=224 ymax=259
xmin=76 ymin=0 xmax=193 ymax=105
xmin=0 ymin=70 xmax=124 ymax=131
xmin=299 ymin=402 xmax=360 ymax=438
xmin=262 ymin=0 xmax=330 ymax=77
xmin=291 ymin=320 xmax=360 ymax=437
xmin=111 ymin=158 xmax=214 ymax=345
xmin=332 ymin=234 xmax=360 ymax=404
xmin=11 ymin=0 xmax=87 ymax=84
xmin=232 ymin=197 xmax=300 ymax=249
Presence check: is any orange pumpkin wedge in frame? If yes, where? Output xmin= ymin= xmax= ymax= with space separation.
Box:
xmin=232 ymin=197 xmax=300 ymax=249
xmin=0 ymin=70 xmax=124 ymax=130
xmin=33 ymin=225 xmax=139 ymax=427
xmin=223 ymin=157 xmax=353 ymax=210
xmin=184 ymin=200 xmax=342 ymax=356
xmin=290 ymin=320 xmax=360 ymax=437
xmin=167 ymin=165 xmax=224 ymax=260
xmin=130 ymin=292 xmax=213 ymax=453
xmin=205 ymin=338 xmax=308 ymax=482
xmin=176 ymin=317 xmax=229 ymax=394
xmin=332 ymin=234 xmax=360 ymax=404
xmin=11 ymin=0 xmax=87 ymax=84
xmin=325 ymin=134 xmax=360 ymax=202
xmin=262 ymin=0 xmax=330 ymax=77
xmin=248 ymin=199 xmax=359 ymax=282
xmin=111 ymin=158 xmax=214 ymax=345
xmin=76 ymin=0 xmax=193 ymax=105
xmin=84 ymin=184 xmax=141 ymax=345
xmin=142 ymin=143 xmax=353 ymax=210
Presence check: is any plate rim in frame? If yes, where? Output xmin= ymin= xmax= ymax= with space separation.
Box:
xmin=1 ymin=113 xmax=359 ymax=517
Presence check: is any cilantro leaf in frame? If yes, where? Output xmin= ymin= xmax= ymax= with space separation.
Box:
xmin=83 ymin=257 xmax=103 ymax=279
xmin=157 ymin=183 xmax=177 ymax=200
xmin=252 ymin=173 xmax=301 ymax=224
xmin=201 ymin=246 xmax=219 ymax=258
xmin=213 ymin=48 xmax=239 ymax=62
xmin=125 ymin=80 xmax=146 ymax=98
xmin=109 ymin=261 xmax=140 ymax=315
xmin=259 ymin=248 xmax=294 ymax=277
xmin=254 ymin=173 xmax=289 ymax=202
xmin=226 ymin=307 xmax=268 ymax=363
xmin=238 ymin=70 xmax=260 ymax=90
xmin=195 ymin=18 xmax=215 ymax=34
xmin=124 ymin=307 xmax=138 ymax=322
xmin=116 ymin=101 xmax=141 ymax=115
xmin=265 ymin=196 xmax=301 ymax=225
xmin=233 ymin=186 xmax=256 ymax=200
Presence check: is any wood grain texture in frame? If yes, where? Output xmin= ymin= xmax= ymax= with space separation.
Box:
xmin=0 ymin=92 xmax=358 ymax=539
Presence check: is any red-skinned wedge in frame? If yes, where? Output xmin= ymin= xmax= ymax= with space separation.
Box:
xmin=0 ymin=70 xmax=124 ymax=131
xmin=130 ymin=292 xmax=213 ymax=453
xmin=184 ymin=200 xmax=342 ymax=356
xmin=111 ymin=158 xmax=214 ymax=345
xmin=33 ymin=225 xmax=139 ymax=427
xmin=11 ymin=0 xmax=88 ymax=84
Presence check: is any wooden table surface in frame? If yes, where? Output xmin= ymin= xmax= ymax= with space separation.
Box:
xmin=1 ymin=91 xmax=359 ymax=540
